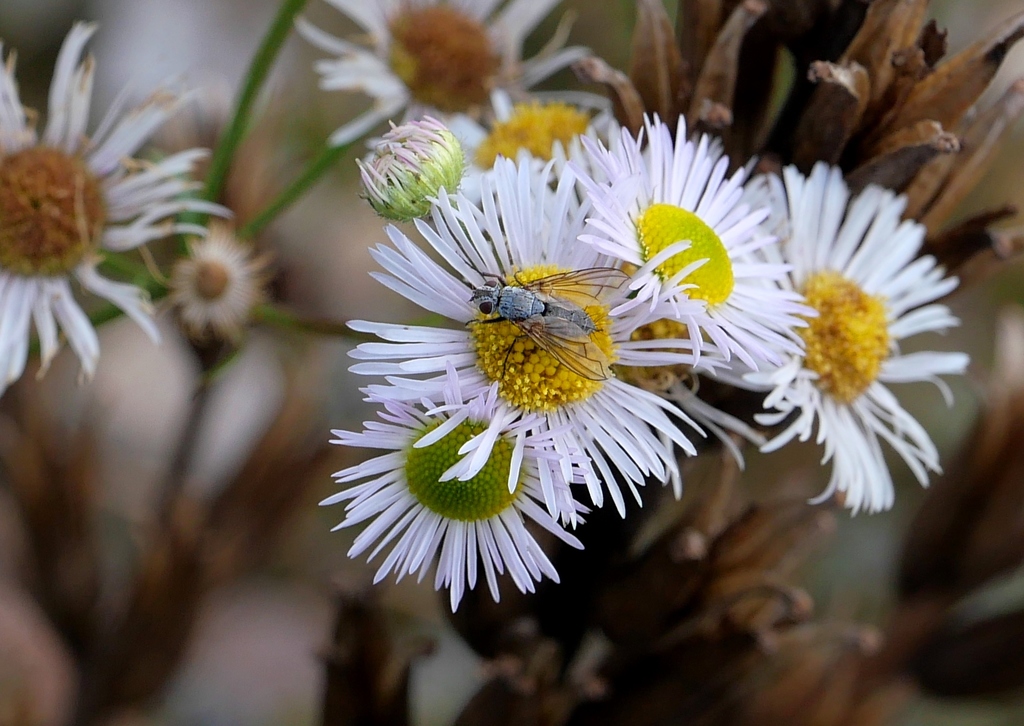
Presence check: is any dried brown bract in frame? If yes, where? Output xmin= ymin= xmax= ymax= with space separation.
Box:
xmin=577 ymin=0 xmax=1024 ymax=281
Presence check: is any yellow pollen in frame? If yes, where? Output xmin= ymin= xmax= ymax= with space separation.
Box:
xmin=389 ymin=6 xmax=500 ymax=112
xmin=405 ymin=419 xmax=518 ymax=521
xmin=618 ymin=318 xmax=692 ymax=392
xmin=474 ymin=102 xmax=591 ymax=168
xmin=0 ymin=147 xmax=106 ymax=276
xmin=635 ymin=203 xmax=734 ymax=306
xmin=471 ymin=265 xmax=615 ymax=412
xmin=799 ymin=271 xmax=890 ymax=404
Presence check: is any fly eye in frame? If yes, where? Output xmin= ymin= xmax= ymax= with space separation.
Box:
xmin=478 ymin=301 xmax=494 ymax=315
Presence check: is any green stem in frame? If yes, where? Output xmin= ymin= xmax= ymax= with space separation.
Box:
xmin=203 ymin=0 xmax=310 ymax=206
xmin=98 ymin=253 xmax=158 ymax=285
xmin=238 ymin=142 xmax=351 ymax=239
xmin=252 ymin=303 xmax=371 ymax=341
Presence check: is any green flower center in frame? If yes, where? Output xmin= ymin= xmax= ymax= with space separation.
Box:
xmin=0 ymin=147 xmax=106 ymax=276
xmin=635 ymin=203 xmax=734 ymax=306
xmin=799 ymin=271 xmax=890 ymax=404
xmin=406 ymin=419 xmax=518 ymax=521
xmin=389 ymin=5 xmax=500 ymax=112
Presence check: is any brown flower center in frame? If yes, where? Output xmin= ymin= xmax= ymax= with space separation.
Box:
xmin=195 ymin=260 xmax=231 ymax=301
xmin=0 ymin=147 xmax=106 ymax=276
xmin=388 ymin=5 xmax=500 ymax=112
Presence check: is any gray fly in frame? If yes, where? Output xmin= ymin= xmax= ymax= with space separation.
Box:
xmin=469 ymin=267 xmax=629 ymax=380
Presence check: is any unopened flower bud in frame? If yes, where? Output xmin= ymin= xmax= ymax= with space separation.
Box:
xmin=358 ymin=117 xmax=464 ymax=221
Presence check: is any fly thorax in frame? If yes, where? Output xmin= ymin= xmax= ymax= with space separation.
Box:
xmin=497 ymin=286 xmax=545 ymax=321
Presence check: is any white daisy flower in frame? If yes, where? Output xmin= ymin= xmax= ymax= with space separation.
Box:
xmin=350 ymin=157 xmax=709 ymax=516
xmin=168 ymin=223 xmax=271 ymax=343
xmin=0 ymin=23 xmax=221 ymax=389
xmin=745 ymin=163 xmax=970 ymax=514
xmin=446 ymin=88 xmax=616 ymax=201
xmin=576 ymin=115 xmax=811 ymax=370
xmin=451 ymin=89 xmax=612 ymax=170
xmin=299 ymin=0 xmax=590 ymax=146
xmin=326 ymin=367 xmax=584 ymax=611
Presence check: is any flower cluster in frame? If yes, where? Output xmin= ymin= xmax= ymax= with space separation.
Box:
xmin=320 ymin=1 xmax=969 ymax=608
xmin=1 ymin=2 xmax=972 ymax=612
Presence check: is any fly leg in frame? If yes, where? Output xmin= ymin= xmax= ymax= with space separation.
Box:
xmin=501 ymin=332 xmax=526 ymax=380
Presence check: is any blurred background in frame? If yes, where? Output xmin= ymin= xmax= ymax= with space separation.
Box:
xmin=0 ymin=0 xmax=1022 ymax=724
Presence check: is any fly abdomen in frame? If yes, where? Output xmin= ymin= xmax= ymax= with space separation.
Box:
xmin=542 ymin=300 xmax=597 ymax=333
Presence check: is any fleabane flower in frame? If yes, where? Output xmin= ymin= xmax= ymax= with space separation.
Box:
xmin=358 ymin=116 xmax=465 ymax=221
xmin=326 ymin=370 xmax=584 ymax=611
xmin=447 ymin=89 xmax=616 ymax=200
xmin=349 ymin=157 xmax=708 ymax=516
xmin=453 ymin=90 xmax=611 ymax=169
xmin=746 ymin=163 xmax=969 ymax=514
xmin=168 ymin=223 xmax=271 ymax=343
xmin=576 ymin=115 xmax=810 ymax=370
xmin=299 ymin=0 xmax=589 ymax=146
xmin=0 ymin=23 xmax=220 ymax=390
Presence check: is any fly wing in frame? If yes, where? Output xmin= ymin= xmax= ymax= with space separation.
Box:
xmin=517 ymin=315 xmax=613 ymax=381
xmin=521 ymin=267 xmax=629 ymax=309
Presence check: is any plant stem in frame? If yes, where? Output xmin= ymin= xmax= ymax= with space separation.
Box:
xmin=238 ymin=142 xmax=351 ymax=239
xmin=159 ymin=377 xmax=214 ymax=524
xmin=203 ymin=0 xmax=310 ymax=206
xmin=98 ymin=253 xmax=160 ymax=285
xmin=252 ymin=302 xmax=371 ymax=341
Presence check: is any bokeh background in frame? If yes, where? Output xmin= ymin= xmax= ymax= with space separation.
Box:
xmin=0 ymin=0 xmax=1021 ymax=724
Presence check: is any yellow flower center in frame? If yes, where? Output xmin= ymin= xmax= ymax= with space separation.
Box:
xmin=389 ymin=5 xmax=500 ymax=112
xmin=617 ymin=318 xmax=692 ymax=392
xmin=471 ymin=265 xmax=615 ymax=412
xmin=799 ymin=271 xmax=890 ymax=404
xmin=405 ymin=420 xmax=518 ymax=521
xmin=635 ymin=203 xmax=734 ymax=306
xmin=0 ymin=147 xmax=106 ymax=276
xmin=474 ymin=102 xmax=591 ymax=168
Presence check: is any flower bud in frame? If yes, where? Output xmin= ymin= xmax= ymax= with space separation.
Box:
xmin=358 ymin=117 xmax=464 ymax=221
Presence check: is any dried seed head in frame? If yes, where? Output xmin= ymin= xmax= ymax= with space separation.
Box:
xmin=169 ymin=224 xmax=270 ymax=343
xmin=0 ymin=148 xmax=106 ymax=276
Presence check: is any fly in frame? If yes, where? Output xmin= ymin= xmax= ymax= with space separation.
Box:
xmin=470 ymin=267 xmax=629 ymax=381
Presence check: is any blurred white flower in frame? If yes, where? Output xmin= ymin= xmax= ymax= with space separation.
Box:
xmin=0 ymin=22 xmax=220 ymax=390
xmin=299 ymin=0 xmax=590 ymax=145
xmin=169 ymin=224 xmax=270 ymax=343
